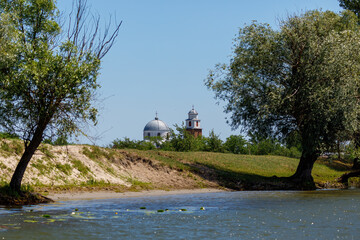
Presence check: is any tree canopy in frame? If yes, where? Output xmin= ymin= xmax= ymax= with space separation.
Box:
xmin=339 ymin=0 xmax=360 ymax=19
xmin=206 ymin=10 xmax=360 ymax=187
xmin=0 ymin=0 xmax=121 ymax=192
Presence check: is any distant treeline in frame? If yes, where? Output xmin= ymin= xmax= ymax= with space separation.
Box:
xmin=111 ymin=126 xmax=302 ymax=158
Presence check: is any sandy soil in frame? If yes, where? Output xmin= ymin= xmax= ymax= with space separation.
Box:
xmin=0 ymin=143 xmax=219 ymax=190
xmin=48 ymin=188 xmax=226 ymax=201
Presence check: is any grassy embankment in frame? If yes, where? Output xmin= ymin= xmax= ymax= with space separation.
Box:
xmin=0 ymin=139 xmax=353 ymax=204
xmin=124 ymin=149 xmax=351 ymax=189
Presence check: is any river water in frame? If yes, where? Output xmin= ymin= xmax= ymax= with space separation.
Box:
xmin=0 ymin=190 xmax=359 ymax=239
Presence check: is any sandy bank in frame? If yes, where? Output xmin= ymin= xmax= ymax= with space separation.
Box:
xmin=48 ymin=188 xmax=226 ymax=201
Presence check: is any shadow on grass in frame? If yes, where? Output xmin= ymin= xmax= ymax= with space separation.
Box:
xmin=316 ymin=157 xmax=352 ymax=172
xmin=185 ymin=162 xmax=315 ymax=190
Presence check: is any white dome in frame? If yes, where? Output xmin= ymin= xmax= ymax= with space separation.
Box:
xmin=188 ymin=109 xmax=198 ymax=115
xmin=143 ymin=118 xmax=170 ymax=132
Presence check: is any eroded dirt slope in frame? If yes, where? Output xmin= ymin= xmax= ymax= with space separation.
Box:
xmin=0 ymin=140 xmax=218 ymax=189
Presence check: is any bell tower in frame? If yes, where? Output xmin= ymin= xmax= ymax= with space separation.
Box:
xmin=185 ymin=106 xmax=202 ymax=138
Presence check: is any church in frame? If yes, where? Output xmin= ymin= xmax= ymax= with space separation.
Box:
xmin=185 ymin=106 xmax=202 ymax=138
xmin=143 ymin=113 xmax=170 ymax=140
xmin=143 ymin=107 xmax=202 ymax=141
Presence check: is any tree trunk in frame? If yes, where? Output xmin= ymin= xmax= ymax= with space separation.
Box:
xmin=338 ymin=170 xmax=360 ymax=184
xmin=352 ymin=157 xmax=360 ymax=170
xmin=290 ymin=151 xmax=318 ymax=189
xmin=10 ymin=125 xmax=46 ymax=193
xmin=337 ymin=140 xmax=341 ymax=160
xmin=352 ymin=131 xmax=360 ymax=169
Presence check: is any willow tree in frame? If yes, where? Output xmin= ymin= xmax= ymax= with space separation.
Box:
xmin=0 ymin=0 xmax=121 ymax=193
xmin=206 ymin=10 xmax=360 ymax=188
xmin=339 ymin=0 xmax=360 ymax=19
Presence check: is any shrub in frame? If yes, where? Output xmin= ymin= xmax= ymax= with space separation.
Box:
xmin=224 ymin=135 xmax=248 ymax=154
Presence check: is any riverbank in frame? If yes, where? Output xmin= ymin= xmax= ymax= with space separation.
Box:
xmin=0 ymin=139 xmax=356 ymax=206
xmin=47 ymin=188 xmax=226 ymax=201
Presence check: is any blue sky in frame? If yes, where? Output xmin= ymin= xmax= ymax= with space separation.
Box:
xmin=56 ymin=0 xmax=343 ymax=146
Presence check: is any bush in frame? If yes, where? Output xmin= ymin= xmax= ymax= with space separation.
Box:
xmin=248 ymin=138 xmax=301 ymax=158
xmin=0 ymin=132 xmax=19 ymax=140
xmin=112 ymin=137 xmax=141 ymax=149
xmin=111 ymin=137 xmax=160 ymax=150
xmin=224 ymin=135 xmax=248 ymax=154
xmin=167 ymin=125 xmax=205 ymax=152
xmin=111 ymin=129 xmax=300 ymax=158
xmin=203 ymin=130 xmax=224 ymax=152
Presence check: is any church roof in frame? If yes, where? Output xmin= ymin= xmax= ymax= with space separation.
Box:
xmin=188 ymin=108 xmax=198 ymax=115
xmin=144 ymin=117 xmax=170 ymax=132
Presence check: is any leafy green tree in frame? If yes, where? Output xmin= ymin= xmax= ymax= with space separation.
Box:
xmin=250 ymin=139 xmax=278 ymax=155
xmin=339 ymin=0 xmax=360 ymax=169
xmin=203 ymin=130 xmax=224 ymax=152
xmin=206 ymin=10 xmax=360 ymax=187
xmin=339 ymin=0 xmax=360 ymax=19
xmin=0 ymin=0 xmax=121 ymax=192
xmin=112 ymin=137 xmax=141 ymax=149
xmin=224 ymin=135 xmax=248 ymax=154
xmin=169 ymin=124 xmax=205 ymax=152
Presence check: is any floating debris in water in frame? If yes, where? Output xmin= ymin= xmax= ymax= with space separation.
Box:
xmin=42 ymin=215 xmax=51 ymax=218
xmin=75 ymin=208 xmax=79 ymax=212
xmin=140 ymin=207 xmax=146 ymax=209
xmin=200 ymin=207 xmax=205 ymax=210
xmin=157 ymin=210 xmax=164 ymax=212
xmin=179 ymin=209 xmax=187 ymax=212
xmin=24 ymin=220 xmax=38 ymax=223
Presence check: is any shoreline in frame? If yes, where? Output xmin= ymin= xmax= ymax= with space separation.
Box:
xmin=47 ymin=188 xmax=227 ymax=201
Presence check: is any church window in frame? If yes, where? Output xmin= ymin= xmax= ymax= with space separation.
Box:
xmin=157 ymin=133 xmax=160 ymax=137
xmin=196 ymin=122 xmax=198 ymax=127
xmin=189 ymin=121 xmax=191 ymax=127
xmin=147 ymin=133 xmax=150 ymax=137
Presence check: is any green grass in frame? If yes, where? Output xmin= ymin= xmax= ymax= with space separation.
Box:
xmin=0 ymin=182 xmax=34 ymax=197
xmin=38 ymin=145 xmax=55 ymax=159
xmin=82 ymin=146 xmax=119 ymax=161
xmin=82 ymin=146 xmax=121 ymax=177
xmin=31 ymin=159 xmax=48 ymax=175
xmin=106 ymin=167 xmax=117 ymax=176
xmin=55 ymin=163 xmax=72 ymax=176
xmin=80 ymin=179 xmax=110 ymax=187
xmin=1 ymin=142 xmax=11 ymax=152
xmin=0 ymin=140 xmax=24 ymax=157
xmin=127 ymin=177 xmax=153 ymax=191
xmin=0 ymin=162 xmax=9 ymax=171
xmin=71 ymin=158 xmax=91 ymax=176
xmin=124 ymin=149 xmax=350 ymax=186
xmin=13 ymin=141 xmax=24 ymax=155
